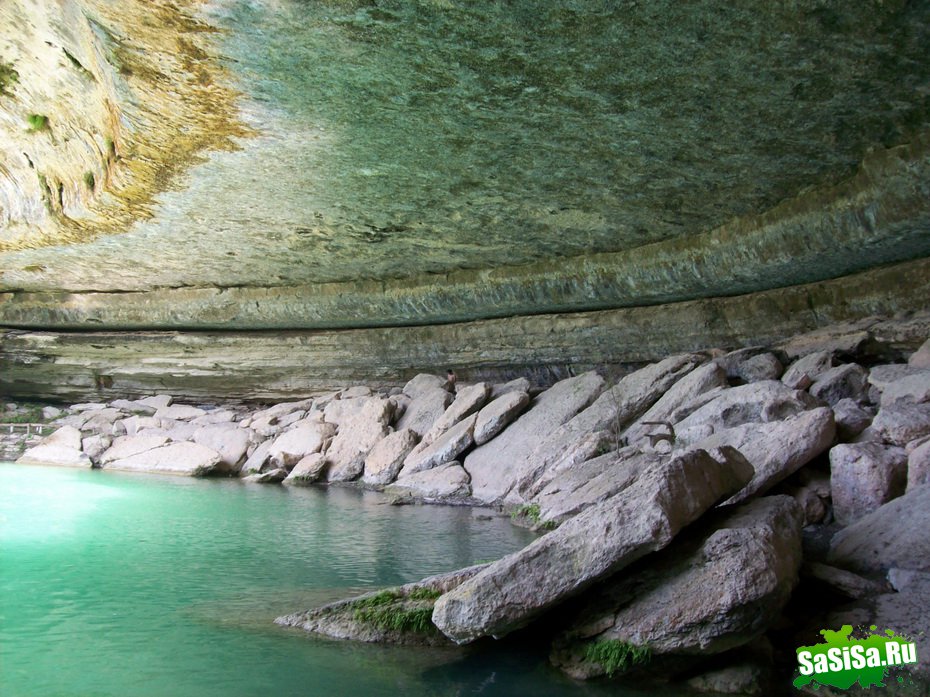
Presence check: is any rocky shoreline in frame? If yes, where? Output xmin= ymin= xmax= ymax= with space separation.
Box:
xmin=7 ymin=315 xmax=930 ymax=693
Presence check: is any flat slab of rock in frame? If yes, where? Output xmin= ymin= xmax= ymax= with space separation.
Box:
xmin=675 ymin=381 xmax=817 ymax=437
xmin=472 ymin=390 xmax=530 ymax=446
xmin=154 ymin=405 xmax=207 ymax=421
xmin=551 ymin=496 xmax=803 ymax=679
xmin=463 ymin=371 xmax=606 ymax=504
xmin=100 ymin=434 xmax=171 ymax=465
xmin=102 ymin=441 xmax=222 ymax=476
xmin=518 ymin=355 xmax=704 ymax=499
xmin=432 ymin=446 xmax=754 ymax=644
xmin=361 ymin=428 xmax=419 ymax=486
xmin=387 ymin=462 xmax=472 ymax=501
xmin=324 ymin=397 xmax=393 ymax=482
xmin=400 ymin=414 xmax=477 ymax=475
xmin=533 ymin=449 xmax=659 ymax=523
xmin=828 ymin=484 xmax=930 ymax=574
xmin=394 ymin=387 xmax=453 ymax=438
xmin=422 ymin=382 xmax=489 ymax=441
xmin=268 ymin=420 xmax=336 ymax=468
xmin=16 ymin=426 xmax=92 ymax=468
xmin=688 ymin=407 xmax=836 ymax=505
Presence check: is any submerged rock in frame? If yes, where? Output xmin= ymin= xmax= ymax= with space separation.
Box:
xmin=432 ymin=446 xmax=754 ymax=644
xmin=550 ymin=496 xmax=802 ymax=679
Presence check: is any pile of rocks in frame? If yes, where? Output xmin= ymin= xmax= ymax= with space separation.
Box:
xmin=15 ymin=318 xmax=930 ymax=692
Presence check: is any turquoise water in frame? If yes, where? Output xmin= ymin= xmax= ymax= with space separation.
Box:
xmin=0 ymin=463 xmax=662 ymax=697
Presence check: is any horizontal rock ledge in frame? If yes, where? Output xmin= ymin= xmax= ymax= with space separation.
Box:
xmin=1 ymin=135 xmax=929 ymax=330
xmin=1 ymin=259 xmax=928 ymax=403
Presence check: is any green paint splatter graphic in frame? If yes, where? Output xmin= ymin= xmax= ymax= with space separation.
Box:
xmin=794 ymin=625 xmax=919 ymax=690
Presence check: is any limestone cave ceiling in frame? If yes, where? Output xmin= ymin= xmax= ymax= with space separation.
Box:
xmin=0 ymin=0 xmax=929 ymax=329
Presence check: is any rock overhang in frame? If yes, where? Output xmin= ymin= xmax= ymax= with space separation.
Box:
xmin=0 ymin=0 xmax=929 ymax=332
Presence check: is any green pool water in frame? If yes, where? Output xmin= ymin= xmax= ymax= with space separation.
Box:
xmin=0 ymin=463 xmax=670 ymax=697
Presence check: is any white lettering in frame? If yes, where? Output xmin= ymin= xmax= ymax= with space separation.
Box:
xmin=798 ymin=650 xmax=814 ymax=676
xmin=828 ymin=647 xmax=844 ymax=672
xmin=813 ymin=653 xmax=829 ymax=674
xmin=866 ymin=647 xmax=882 ymax=668
xmin=902 ymin=643 xmax=918 ymax=665
xmin=886 ymin=642 xmax=902 ymax=666
xmin=850 ymin=644 xmax=866 ymax=670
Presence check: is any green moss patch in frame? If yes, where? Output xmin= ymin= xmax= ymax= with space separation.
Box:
xmin=582 ymin=639 xmax=652 ymax=677
xmin=350 ymin=587 xmax=441 ymax=635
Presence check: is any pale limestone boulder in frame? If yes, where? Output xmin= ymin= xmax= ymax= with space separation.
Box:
xmin=738 ymin=352 xmax=784 ymax=383
xmin=516 ymin=355 xmax=703 ymax=501
xmin=463 ymin=371 xmax=606 ymax=504
xmin=71 ymin=402 xmax=108 ymax=412
xmin=910 ymin=338 xmax=930 ymax=368
xmin=674 ymin=381 xmax=817 ymax=436
xmin=268 ymin=420 xmax=337 ymax=469
xmin=17 ymin=425 xmax=91 ymax=467
xmin=402 ymin=373 xmax=448 ymax=398
xmin=386 ymin=462 xmax=471 ymax=501
xmin=394 ymin=387 xmax=453 ymax=438
xmin=550 ymin=496 xmax=802 ymax=679
xmin=193 ymin=423 xmax=252 ymax=473
xmin=830 ymin=442 xmax=907 ymax=525
xmin=624 ymin=362 xmax=728 ymax=446
xmin=400 ymin=414 xmax=478 ymax=476
xmin=713 ymin=346 xmax=767 ymax=379
xmin=283 ymin=453 xmax=328 ymax=484
xmin=868 ymin=363 xmax=927 ymax=392
xmin=908 ymin=438 xmax=930 ymax=491
xmin=781 ymin=350 xmax=834 ymax=389
xmin=828 ymin=485 xmax=930 ymax=573
xmin=871 ymin=403 xmax=930 ymax=446
xmin=325 ymin=397 xmax=394 ymax=482
xmin=137 ymin=395 xmax=173 ymax=410
xmin=532 ymin=449 xmax=659 ymax=524
xmin=685 ymin=407 xmax=836 ymax=505
xmin=100 ymin=434 xmax=170 ymax=465
xmin=154 ymin=405 xmax=207 ymax=421
xmin=832 ymin=398 xmax=873 ymax=441
xmin=809 ymin=364 xmax=870 ymax=407
xmin=79 ymin=408 xmax=125 ymax=434
xmin=109 ymin=399 xmax=156 ymax=415
xmin=243 ymin=467 xmax=288 ymax=483
xmin=191 ymin=409 xmax=240 ymax=426
xmin=423 ymin=382 xmax=490 ymax=441
xmin=158 ymin=420 xmax=198 ymax=442
xmin=102 ymin=441 xmax=222 ymax=476
xmin=251 ymin=409 xmax=307 ymax=438
xmin=879 ymin=371 xmax=930 ymax=407
xmin=472 ymin=390 xmax=530 ymax=446
xmin=247 ymin=398 xmax=315 ymax=424
xmin=81 ymin=434 xmax=111 ymax=465
xmin=489 ymin=377 xmax=532 ymax=400
xmin=120 ymin=415 xmax=161 ymax=436
xmin=361 ymin=428 xmax=419 ymax=486
xmin=240 ymin=439 xmax=273 ymax=475
xmin=432 ymin=446 xmax=754 ymax=644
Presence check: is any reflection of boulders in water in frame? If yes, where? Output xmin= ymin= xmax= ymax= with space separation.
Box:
xmin=11 ymin=314 xmax=930 ymax=692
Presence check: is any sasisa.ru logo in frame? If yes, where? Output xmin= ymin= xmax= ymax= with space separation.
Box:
xmin=795 ymin=625 xmax=919 ymax=690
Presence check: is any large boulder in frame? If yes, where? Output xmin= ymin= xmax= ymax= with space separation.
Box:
xmin=154 ymin=404 xmax=207 ymax=421
xmin=532 ymin=449 xmax=659 ymax=524
xmin=267 ymin=420 xmax=336 ymax=469
xmin=829 ymin=442 xmax=907 ymax=525
xmin=623 ymin=362 xmax=728 ymax=447
xmin=463 ymin=371 xmax=606 ymax=504
xmin=423 ymin=382 xmax=490 ymax=441
xmin=432 ymin=446 xmax=754 ymax=644
xmin=100 ymin=434 xmax=170 ymax=465
xmin=283 ymin=453 xmax=328 ymax=485
xmin=908 ymin=438 xmax=930 ymax=491
xmin=809 ymin=364 xmax=870 ymax=407
xmin=910 ymin=338 xmax=930 ymax=368
xmin=361 ymin=428 xmax=419 ymax=486
xmin=102 ymin=441 xmax=223 ymax=476
xmin=399 ymin=414 xmax=478 ymax=476
xmin=517 ymin=355 xmax=703 ymax=499
xmin=550 ymin=496 xmax=803 ymax=679
xmin=879 ymin=371 xmax=930 ymax=407
xmin=192 ymin=423 xmax=253 ymax=473
xmin=870 ymin=403 xmax=930 ymax=446
xmin=828 ymin=485 xmax=930 ymax=574
xmin=472 ymin=390 xmax=530 ymax=446
xmin=674 ymin=381 xmax=817 ymax=442
xmin=16 ymin=425 xmax=91 ymax=468
xmin=240 ymin=439 xmax=273 ymax=475
xmin=686 ymin=407 xmax=836 ymax=505
xmin=79 ymin=408 xmax=126 ymax=435
xmin=386 ymin=462 xmax=472 ymax=501
xmin=394 ymin=387 xmax=453 ymax=438
xmin=119 ymin=415 xmax=161 ymax=436
xmin=781 ymin=351 xmax=834 ymax=390
xmin=324 ymin=397 xmax=393 ymax=482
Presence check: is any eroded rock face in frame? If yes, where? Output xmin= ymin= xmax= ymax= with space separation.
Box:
xmin=551 ymin=496 xmax=803 ymax=679
xmin=432 ymin=447 xmax=754 ymax=644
